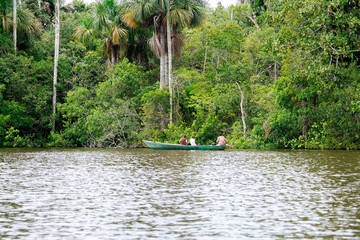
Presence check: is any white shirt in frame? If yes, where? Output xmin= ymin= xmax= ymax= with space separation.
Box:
xmin=190 ymin=138 xmax=196 ymax=146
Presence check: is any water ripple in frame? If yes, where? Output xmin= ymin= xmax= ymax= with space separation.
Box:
xmin=0 ymin=148 xmax=359 ymax=239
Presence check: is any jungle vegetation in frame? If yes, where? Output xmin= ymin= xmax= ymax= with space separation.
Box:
xmin=0 ymin=0 xmax=359 ymax=149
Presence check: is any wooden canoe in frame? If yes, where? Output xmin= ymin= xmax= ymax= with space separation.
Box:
xmin=143 ymin=140 xmax=226 ymax=150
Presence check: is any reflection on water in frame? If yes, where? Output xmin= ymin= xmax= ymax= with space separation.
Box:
xmin=0 ymin=148 xmax=359 ymax=239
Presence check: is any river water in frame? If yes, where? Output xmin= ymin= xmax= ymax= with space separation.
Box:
xmin=0 ymin=148 xmax=359 ymax=239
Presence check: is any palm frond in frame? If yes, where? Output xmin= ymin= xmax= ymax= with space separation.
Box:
xmin=1 ymin=12 xmax=13 ymax=32
xmin=121 ymin=9 xmax=138 ymax=28
xmin=153 ymin=0 xmax=169 ymax=12
xmin=188 ymin=4 xmax=205 ymax=27
xmin=149 ymin=33 xmax=162 ymax=59
xmin=122 ymin=0 xmax=156 ymax=26
xmin=112 ymin=24 xmax=127 ymax=45
xmin=16 ymin=8 xmax=42 ymax=38
xmin=137 ymin=0 xmax=157 ymax=22
xmin=74 ymin=21 xmax=94 ymax=45
xmin=104 ymin=37 xmax=112 ymax=56
xmin=172 ymin=31 xmax=185 ymax=59
xmin=92 ymin=2 xmax=111 ymax=31
xmin=168 ymin=8 xmax=191 ymax=28
xmin=28 ymin=18 xmax=42 ymax=36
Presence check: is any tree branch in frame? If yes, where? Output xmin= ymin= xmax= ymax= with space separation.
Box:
xmin=247 ymin=12 xmax=260 ymax=28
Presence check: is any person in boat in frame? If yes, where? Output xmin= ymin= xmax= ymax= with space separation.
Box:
xmin=189 ymin=136 xmax=196 ymax=146
xmin=216 ymin=133 xmax=227 ymax=146
xmin=179 ymin=134 xmax=187 ymax=145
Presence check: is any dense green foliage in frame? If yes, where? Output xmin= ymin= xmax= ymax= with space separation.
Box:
xmin=1 ymin=0 xmax=359 ymax=149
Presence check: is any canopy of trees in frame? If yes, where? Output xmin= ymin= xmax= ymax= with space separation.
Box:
xmin=1 ymin=0 xmax=359 ymax=149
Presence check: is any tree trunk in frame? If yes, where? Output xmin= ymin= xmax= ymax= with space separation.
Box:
xmin=203 ymin=44 xmax=208 ymax=73
xmin=167 ymin=12 xmax=173 ymax=125
xmin=215 ymin=52 xmax=220 ymax=80
xmin=160 ymin=54 xmax=165 ymax=89
xmin=159 ymin=26 xmax=166 ymax=89
xmin=236 ymin=82 xmax=247 ymax=135
xmin=301 ymin=101 xmax=308 ymax=138
xmin=38 ymin=0 xmax=41 ymax=8
xmin=52 ymin=0 xmax=60 ymax=131
xmin=274 ymin=61 xmax=277 ymax=81
xmin=248 ymin=12 xmax=260 ymax=28
xmin=164 ymin=54 xmax=168 ymax=85
xmin=13 ymin=0 xmax=17 ymax=54
xmin=111 ymin=45 xmax=116 ymax=65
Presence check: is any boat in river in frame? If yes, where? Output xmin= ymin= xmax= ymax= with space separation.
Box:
xmin=143 ymin=140 xmax=226 ymax=150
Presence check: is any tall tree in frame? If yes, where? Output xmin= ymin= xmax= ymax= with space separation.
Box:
xmin=122 ymin=0 xmax=205 ymax=126
xmin=16 ymin=8 xmax=42 ymax=47
xmin=0 ymin=0 xmax=41 ymax=54
xmin=122 ymin=0 xmax=206 ymax=89
xmin=166 ymin=5 xmax=172 ymax=124
xmin=13 ymin=0 xmax=16 ymax=54
xmin=0 ymin=0 xmax=12 ymax=32
xmin=52 ymin=0 xmax=60 ymax=131
xmin=74 ymin=0 xmax=127 ymax=67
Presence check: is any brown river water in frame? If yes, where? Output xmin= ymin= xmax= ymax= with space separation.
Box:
xmin=0 ymin=148 xmax=359 ymax=239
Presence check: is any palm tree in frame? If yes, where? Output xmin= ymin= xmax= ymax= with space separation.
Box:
xmin=123 ymin=0 xmax=169 ymax=88
xmin=16 ymin=8 xmax=42 ymax=46
xmin=165 ymin=0 xmax=205 ymax=123
xmin=122 ymin=0 xmax=205 ymax=89
xmin=74 ymin=0 xmax=127 ymax=67
xmin=52 ymin=0 xmax=60 ymax=131
xmin=123 ymin=0 xmax=205 ymax=124
xmin=0 ymin=1 xmax=41 ymax=53
xmin=0 ymin=0 xmax=12 ymax=32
